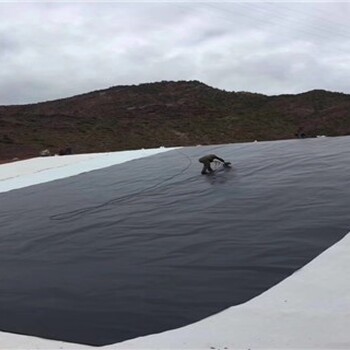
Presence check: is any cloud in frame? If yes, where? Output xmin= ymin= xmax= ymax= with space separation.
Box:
xmin=0 ymin=2 xmax=350 ymax=104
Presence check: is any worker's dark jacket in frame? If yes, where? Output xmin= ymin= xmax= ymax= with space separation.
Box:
xmin=199 ymin=154 xmax=224 ymax=164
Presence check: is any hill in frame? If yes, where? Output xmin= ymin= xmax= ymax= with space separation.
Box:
xmin=1 ymin=80 xmax=350 ymax=161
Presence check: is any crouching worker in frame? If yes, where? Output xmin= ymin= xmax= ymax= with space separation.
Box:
xmin=198 ymin=154 xmax=230 ymax=174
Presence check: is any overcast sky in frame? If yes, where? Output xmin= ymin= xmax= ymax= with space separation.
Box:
xmin=1 ymin=1 xmax=350 ymax=105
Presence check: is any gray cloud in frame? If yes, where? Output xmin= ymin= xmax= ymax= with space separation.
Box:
xmin=1 ymin=2 xmax=350 ymax=105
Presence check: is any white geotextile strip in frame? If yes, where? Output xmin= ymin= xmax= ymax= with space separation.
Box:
xmin=0 ymin=147 xmax=179 ymax=193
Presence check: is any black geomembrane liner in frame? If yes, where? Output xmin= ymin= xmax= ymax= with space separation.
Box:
xmin=0 ymin=137 xmax=349 ymax=345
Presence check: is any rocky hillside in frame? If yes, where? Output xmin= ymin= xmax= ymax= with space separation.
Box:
xmin=1 ymin=80 xmax=350 ymax=161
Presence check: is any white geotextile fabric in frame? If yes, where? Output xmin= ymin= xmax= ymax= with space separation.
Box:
xmin=0 ymin=148 xmax=178 ymax=193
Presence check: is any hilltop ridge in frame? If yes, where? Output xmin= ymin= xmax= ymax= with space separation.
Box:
xmin=1 ymin=80 xmax=350 ymax=161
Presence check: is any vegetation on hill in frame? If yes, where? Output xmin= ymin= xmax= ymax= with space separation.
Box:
xmin=1 ymin=80 xmax=350 ymax=161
